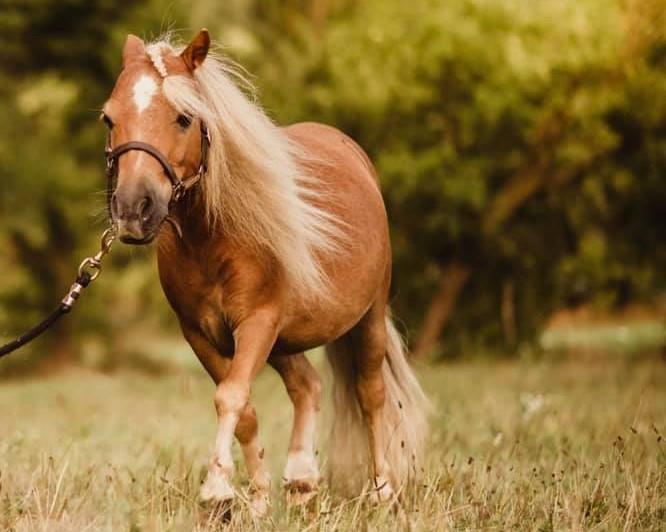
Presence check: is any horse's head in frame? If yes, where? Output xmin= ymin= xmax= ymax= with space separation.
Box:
xmin=103 ymin=30 xmax=210 ymax=244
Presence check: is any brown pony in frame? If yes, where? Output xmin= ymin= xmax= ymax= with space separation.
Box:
xmin=102 ymin=29 xmax=428 ymax=514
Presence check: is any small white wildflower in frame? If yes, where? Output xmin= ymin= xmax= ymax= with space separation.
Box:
xmin=520 ymin=392 xmax=546 ymax=422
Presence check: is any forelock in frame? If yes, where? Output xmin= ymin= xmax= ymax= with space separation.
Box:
xmin=145 ymin=42 xmax=171 ymax=78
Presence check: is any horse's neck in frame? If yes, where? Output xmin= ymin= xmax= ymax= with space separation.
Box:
xmin=170 ymin=190 xmax=219 ymax=250
xmin=168 ymin=189 xmax=245 ymax=260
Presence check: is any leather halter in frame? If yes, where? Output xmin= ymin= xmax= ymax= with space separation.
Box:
xmin=104 ymin=121 xmax=210 ymax=217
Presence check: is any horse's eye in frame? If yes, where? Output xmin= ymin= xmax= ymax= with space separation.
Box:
xmin=176 ymin=114 xmax=192 ymax=129
xmin=101 ymin=113 xmax=114 ymax=130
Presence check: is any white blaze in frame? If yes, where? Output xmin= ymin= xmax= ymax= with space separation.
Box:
xmin=132 ymin=75 xmax=157 ymax=113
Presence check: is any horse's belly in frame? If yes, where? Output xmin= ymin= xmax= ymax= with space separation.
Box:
xmin=276 ymin=246 xmax=387 ymax=352
xmin=274 ymin=123 xmax=392 ymax=353
xmin=274 ymin=298 xmax=373 ymax=354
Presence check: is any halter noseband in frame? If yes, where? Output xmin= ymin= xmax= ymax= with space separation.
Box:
xmin=105 ymin=121 xmax=210 ymax=216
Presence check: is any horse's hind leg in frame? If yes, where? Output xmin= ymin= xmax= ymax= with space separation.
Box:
xmin=328 ymin=300 xmax=429 ymax=501
xmin=327 ymin=301 xmax=397 ymax=501
xmin=350 ymin=303 xmax=396 ymax=500
xmin=269 ymin=353 xmax=322 ymax=504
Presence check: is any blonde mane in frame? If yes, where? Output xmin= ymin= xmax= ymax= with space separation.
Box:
xmin=145 ymin=37 xmax=343 ymax=301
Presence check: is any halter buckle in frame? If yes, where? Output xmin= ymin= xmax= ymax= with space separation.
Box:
xmin=172 ymin=181 xmax=185 ymax=202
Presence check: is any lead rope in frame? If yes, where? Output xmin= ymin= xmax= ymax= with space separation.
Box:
xmin=0 ymin=228 xmax=116 ymax=359
xmin=3 ymin=121 xmax=209 ymax=360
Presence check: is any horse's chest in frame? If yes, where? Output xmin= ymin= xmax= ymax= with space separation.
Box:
xmin=157 ymin=252 xmax=236 ymax=354
xmin=168 ymin=283 xmax=235 ymax=353
xmin=199 ymin=309 xmax=235 ymax=354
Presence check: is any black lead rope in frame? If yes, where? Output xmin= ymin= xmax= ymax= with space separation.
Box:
xmin=0 ymin=272 xmax=92 ymax=358
xmin=2 ymin=120 xmax=210 ymax=360
xmin=0 ymin=228 xmax=115 ymax=359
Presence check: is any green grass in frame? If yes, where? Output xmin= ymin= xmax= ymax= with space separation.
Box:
xmin=540 ymin=320 xmax=665 ymax=356
xmin=1 ymin=354 xmax=664 ymax=531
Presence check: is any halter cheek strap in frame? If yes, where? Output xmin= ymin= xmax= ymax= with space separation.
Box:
xmin=105 ymin=121 xmax=210 ymax=217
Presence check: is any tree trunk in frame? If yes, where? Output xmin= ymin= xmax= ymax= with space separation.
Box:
xmin=309 ymin=0 xmax=330 ymax=35
xmin=501 ymin=279 xmax=517 ymax=349
xmin=481 ymin=170 xmax=545 ymax=236
xmin=411 ymin=90 xmax=596 ymax=358
xmin=411 ymin=261 xmax=470 ymax=359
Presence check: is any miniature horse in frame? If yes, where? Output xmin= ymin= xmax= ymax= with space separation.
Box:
xmin=103 ymin=29 xmax=428 ymax=513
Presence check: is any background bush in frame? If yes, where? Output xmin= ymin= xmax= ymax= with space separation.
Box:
xmin=0 ymin=0 xmax=663 ymax=371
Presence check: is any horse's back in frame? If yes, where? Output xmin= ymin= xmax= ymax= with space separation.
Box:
xmin=286 ymin=122 xmax=380 ymax=183
xmin=284 ymin=122 xmax=385 ymax=217
xmin=274 ymin=122 xmax=391 ymax=352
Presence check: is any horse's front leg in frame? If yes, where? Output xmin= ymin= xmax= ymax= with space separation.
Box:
xmin=181 ymin=326 xmax=271 ymax=515
xmin=200 ymin=310 xmax=278 ymax=511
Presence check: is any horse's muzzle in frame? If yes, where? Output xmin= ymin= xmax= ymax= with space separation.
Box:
xmin=111 ymin=187 xmax=166 ymax=245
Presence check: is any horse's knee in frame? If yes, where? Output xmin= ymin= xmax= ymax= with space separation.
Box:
xmin=235 ymin=404 xmax=258 ymax=445
xmin=214 ymin=380 xmax=250 ymax=416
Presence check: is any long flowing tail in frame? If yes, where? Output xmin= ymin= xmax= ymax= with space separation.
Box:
xmin=326 ymin=307 xmax=430 ymax=494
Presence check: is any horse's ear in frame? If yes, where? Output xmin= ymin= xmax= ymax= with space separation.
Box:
xmin=122 ymin=34 xmax=145 ymax=66
xmin=181 ymin=29 xmax=210 ymax=71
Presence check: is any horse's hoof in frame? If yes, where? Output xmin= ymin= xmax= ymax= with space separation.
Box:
xmin=200 ymin=472 xmax=234 ymax=503
xmin=287 ymin=488 xmax=318 ymax=506
xmin=284 ymin=478 xmax=318 ymax=506
xmin=368 ymin=476 xmax=395 ymax=504
xmin=249 ymin=491 xmax=270 ymax=517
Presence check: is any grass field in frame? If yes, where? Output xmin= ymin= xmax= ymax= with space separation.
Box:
xmin=0 ymin=353 xmax=664 ymax=531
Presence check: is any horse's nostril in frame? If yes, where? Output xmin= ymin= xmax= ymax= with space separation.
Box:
xmin=138 ymin=196 xmax=153 ymax=221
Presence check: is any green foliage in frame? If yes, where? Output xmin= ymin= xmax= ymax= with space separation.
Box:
xmin=0 ymin=0 xmax=663 ymax=368
xmin=237 ymin=0 xmax=664 ymax=355
xmin=0 ymin=0 xmax=186 ymax=370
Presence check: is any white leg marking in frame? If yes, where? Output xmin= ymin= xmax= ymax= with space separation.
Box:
xmin=240 ymin=435 xmax=271 ymax=517
xmin=284 ymin=449 xmax=319 ymax=485
xmin=283 ymin=409 xmax=319 ymax=505
xmin=200 ymin=413 xmax=238 ymax=503
xmin=369 ymin=475 xmax=395 ymax=503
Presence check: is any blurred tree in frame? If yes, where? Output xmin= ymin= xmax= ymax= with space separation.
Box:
xmin=0 ymin=0 xmax=186 ymax=371
xmin=0 ymin=0 xmax=663 ymax=372
xmin=229 ymin=0 xmax=664 ymax=357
